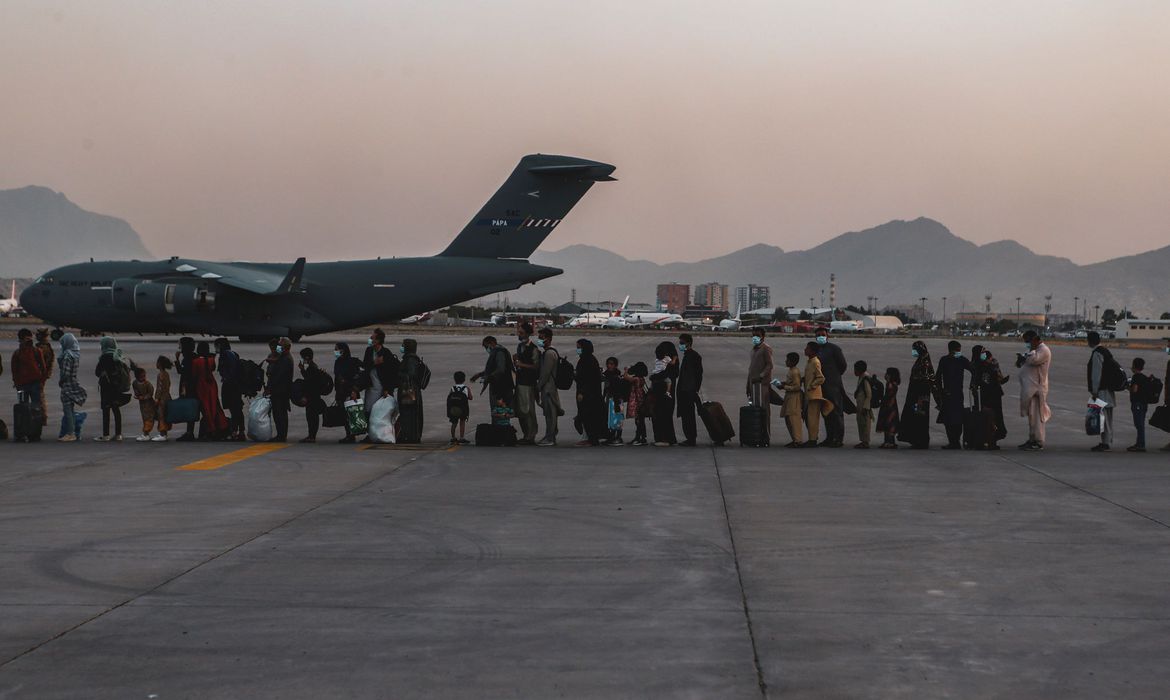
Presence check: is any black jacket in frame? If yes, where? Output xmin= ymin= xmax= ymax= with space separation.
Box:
xmin=676 ymin=349 xmax=704 ymax=394
xmin=362 ymin=346 xmax=400 ymax=392
xmin=266 ymin=354 xmax=294 ymax=400
xmin=817 ymin=342 xmax=848 ymax=395
xmin=575 ymin=353 xmax=603 ymax=400
xmin=333 ymin=356 xmax=363 ymax=400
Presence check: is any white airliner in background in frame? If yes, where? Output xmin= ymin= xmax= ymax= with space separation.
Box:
xmin=0 ymin=281 xmax=21 ymax=315
xmin=566 ymin=296 xmax=630 ymax=328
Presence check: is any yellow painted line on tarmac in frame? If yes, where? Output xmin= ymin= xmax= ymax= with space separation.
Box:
xmin=176 ymin=443 xmax=290 ymax=471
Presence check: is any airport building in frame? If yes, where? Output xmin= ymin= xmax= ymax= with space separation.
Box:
xmin=735 ymin=285 xmax=770 ymax=313
xmin=1114 ymin=318 xmax=1170 ymax=340
xmin=656 ymin=283 xmax=691 ymax=313
xmin=693 ymin=282 xmax=730 ymax=310
xmin=954 ymin=311 xmax=1047 ymax=327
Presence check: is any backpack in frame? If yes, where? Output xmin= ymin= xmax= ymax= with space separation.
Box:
xmin=867 ymin=375 xmax=884 ymax=409
xmin=113 ymin=360 xmax=131 ymax=394
xmin=1096 ymin=348 xmax=1127 ymax=392
xmin=555 ymin=354 xmax=575 ymax=390
xmin=239 ymin=359 xmax=265 ymax=397
xmin=446 ymin=386 xmax=470 ymax=420
xmin=317 ymin=367 xmax=334 ymax=396
xmin=1145 ymin=375 xmax=1164 ymax=404
xmin=416 ymin=358 xmax=432 ymax=390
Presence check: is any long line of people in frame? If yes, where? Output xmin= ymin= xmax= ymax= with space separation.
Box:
xmin=4 ymin=324 xmax=1168 ymax=450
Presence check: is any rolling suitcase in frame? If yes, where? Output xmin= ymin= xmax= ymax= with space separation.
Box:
xmin=739 ymin=404 xmax=769 ymax=447
xmin=699 ymin=401 xmax=735 ymax=446
xmin=13 ymin=391 xmax=44 ymax=443
xmin=962 ymin=407 xmax=987 ymax=449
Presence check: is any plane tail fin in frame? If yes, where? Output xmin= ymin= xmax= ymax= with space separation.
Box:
xmin=439 ymin=154 xmax=616 ymax=259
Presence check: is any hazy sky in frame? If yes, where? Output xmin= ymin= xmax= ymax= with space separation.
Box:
xmin=1 ymin=1 xmax=1168 ymax=264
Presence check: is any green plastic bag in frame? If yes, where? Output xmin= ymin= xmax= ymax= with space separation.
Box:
xmin=344 ymin=399 xmax=368 ymax=435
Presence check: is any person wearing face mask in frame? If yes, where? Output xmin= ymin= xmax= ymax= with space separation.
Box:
xmin=56 ymin=333 xmax=88 ymax=441
xmin=650 ymin=340 xmax=679 ymax=446
xmin=264 ymin=337 xmax=294 ymax=442
xmin=898 ymin=341 xmax=940 ymax=449
xmin=512 ymin=322 xmax=540 ymax=445
xmin=214 ymin=338 xmax=245 ymax=441
xmin=361 ymin=328 xmax=400 ymax=417
xmin=1086 ymin=331 xmax=1119 ymax=452
xmin=935 ymin=340 xmax=973 ymax=449
xmin=1018 ymin=330 xmax=1052 ymax=451
xmin=814 ymin=327 xmax=848 ymax=448
xmin=970 ymin=345 xmax=1008 ymax=450
xmin=471 ymin=336 xmax=514 ymax=415
xmin=675 ymin=333 xmax=704 ymax=446
xmin=396 ymin=338 xmax=426 ymax=443
xmin=573 ymin=339 xmax=607 ymax=446
xmin=744 ymin=329 xmax=774 ymax=445
xmin=332 ymin=342 xmax=364 ymax=443
xmin=535 ymin=327 xmax=562 ymax=446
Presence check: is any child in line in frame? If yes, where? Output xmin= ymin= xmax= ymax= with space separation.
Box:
xmin=154 ymin=355 xmax=173 ymax=442
xmin=775 ymin=352 xmax=803 ymax=448
xmin=877 ymin=367 xmax=901 ymax=448
xmin=603 ymin=356 xmax=625 ymax=446
xmin=1128 ymin=358 xmax=1150 ymax=453
xmin=449 ymin=371 xmax=472 ymax=445
xmin=132 ymin=367 xmax=158 ymax=442
xmin=492 ymin=397 xmax=515 ymax=426
xmin=624 ymin=362 xmax=648 ymax=446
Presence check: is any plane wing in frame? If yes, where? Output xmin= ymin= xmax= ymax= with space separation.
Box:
xmin=171 ymin=258 xmax=306 ymax=295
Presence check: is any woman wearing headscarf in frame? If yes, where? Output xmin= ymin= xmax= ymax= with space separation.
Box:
xmin=970 ymin=344 xmax=1008 ymax=450
xmin=573 ymin=338 xmax=606 ymax=446
xmin=192 ymin=340 xmax=229 ymax=440
xmin=56 ymin=333 xmax=87 ymax=441
xmin=265 ymin=337 xmax=294 ymax=442
xmin=650 ymin=340 xmax=679 ymax=446
xmin=898 ymin=341 xmax=940 ymax=449
xmin=214 ymin=337 xmax=245 ymax=441
xmin=397 ymin=338 xmax=426 ymax=443
xmin=174 ymin=336 xmax=200 ymax=442
xmin=94 ymin=336 xmax=131 ymax=441
xmin=333 ymin=342 xmax=363 ymax=443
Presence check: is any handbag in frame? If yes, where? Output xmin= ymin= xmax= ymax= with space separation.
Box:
xmin=322 ymin=403 xmax=346 ymax=428
xmin=1150 ymin=405 xmax=1170 ymax=433
xmin=1085 ymin=405 xmax=1102 ymax=436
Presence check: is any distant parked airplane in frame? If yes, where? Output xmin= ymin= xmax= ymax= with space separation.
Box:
xmin=0 ymin=281 xmax=20 ymax=315
xmin=20 ymin=154 xmax=616 ymax=340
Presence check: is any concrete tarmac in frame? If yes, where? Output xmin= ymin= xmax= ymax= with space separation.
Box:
xmin=0 ymin=333 xmax=1168 ymax=698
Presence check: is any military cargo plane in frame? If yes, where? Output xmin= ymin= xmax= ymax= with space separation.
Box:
xmin=20 ymin=154 xmax=615 ymax=340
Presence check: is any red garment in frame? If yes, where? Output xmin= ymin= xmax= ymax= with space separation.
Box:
xmin=192 ymin=356 xmax=229 ymax=434
xmin=11 ymin=343 xmax=48 ymax=386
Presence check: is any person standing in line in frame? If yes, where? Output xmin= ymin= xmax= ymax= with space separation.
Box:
xmin=333 ymin=342 xmax=364 ymax=444
xmin=265 ymin=337 xmax=294 ymax=442
xmin=574 ymin=338 xmax=606 ymax=446
xmin=675 ymin=333 xmax=704 ymax=447
xmin=776 ymin=352 xmax=803 ymax=448
xmin=970 ymin=345 xmax=1008 ymax=450
xmin=936 ymin=340 xmax=973 ymax=449
xmin=471 ymin=336 xmax=514 ymax=413
xmin=11 ymin=328 xmax=49 ymax=408
xmin=35 ymin=328 xmax=55 ymax=426
xmin=448 ymin=371 xmax=473 ymax=445
xmin=192 ymin=341 xmax=229 ymax=440
xmin=623 ymin=362 xmax=649 ymax=446
xmin=397 ymin=338 xmax=426 ymax=443
xmin=1018 ymin=330 xmax=1052 ymax=451
xmin=814 ymin=327 xmax=848 ymax=448
xmin=1087 ymin=331 xmax=1117 ymax=452
xmin=603 ymin=356 xmax=626 ymax=445
xmin=154 ymin=355 xmax=173 ymax=442
xmin=535 ymin=328 xmax=562 ymax=447
xmin=131 ymin=367 xmax=158 ymax=442
xmin=650 ymin=341 xmax=679 ymax=447
xmin=94 ymin=336 xmax=131 ymax=442
xmin=361 ymin=328 xmax=400 ymax=416
xmin=214 ymin=338 xmax=245 ymax=441
xmin=853 ymin=360 xmax=873 ymax=449
xmin=877 ymin=367 xmax=901 ymax=449
xmin=1163 ymin=338 xmax=1170 ymax=452
xmin=513 ymin=322 xmax=540 ymax=445
xmin=298 ymin=347 xmax=330 ymax=443
xmin=898 ymin=341 xmax=938 ymax=450
xmin=1127 ymin=358 xmax=1151 ymax=453
xmin=745 ymin=329 xmax=774 ymax=441
xmin=802 ymin=341 xmax=828 ymax=448
xmin=174 ymin=337 xmax=200 ymax=442
xmin=56 ymin=333 xmax=87 ymax=442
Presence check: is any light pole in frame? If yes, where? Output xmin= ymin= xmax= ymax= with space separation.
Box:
xmin=1074 ymin=296 xmax=1079 ymax=324
xmin=942 ymin=297 xmax=947 ymax=332
xmin=1094 ymin=304 xmax=1100 ymax=327
xmin=1044 ymin=294 xmax=1052 ymax=329
xmin=1015 ymin=297 xmax=1021 ymax=327
xmin=919 ymin=297 xmax=927 ymax=325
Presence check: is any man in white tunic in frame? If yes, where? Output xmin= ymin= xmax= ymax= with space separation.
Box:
xmin=1018 ymin=330 xmax=1052 ymax=451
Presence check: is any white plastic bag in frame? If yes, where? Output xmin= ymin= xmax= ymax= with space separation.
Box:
xmin=247 ymin=396 xmax=274 ymax=442
xmin=368 ymin=396 xmax=398 ymax=444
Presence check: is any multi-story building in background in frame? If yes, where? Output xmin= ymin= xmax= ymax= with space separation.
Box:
xmin=656 ymin=283 xmax=691 ymax=313
xmin=735 ymin=284 xmax=770 ymax=312
xmin=693 ymin=282 xmax=730 ymax=310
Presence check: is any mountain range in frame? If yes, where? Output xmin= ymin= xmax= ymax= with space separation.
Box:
xmin=0 ymin=186 xmax=151 ymax=278
xmin=524 ymin=218 xmax=1169 ymax=318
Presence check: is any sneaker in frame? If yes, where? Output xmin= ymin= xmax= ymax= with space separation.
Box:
xmin=879 ymin=442 xmax=897 ymax=449
xmin=57 ymin=434 xmax=77 ymax=442
xmin=1024 ymin=442 xmax=1044 ymax=451
xmin=803 ymin=441 xmax=819 ymax=448
xmin=93 ymin=435 xmax=109 ymax=442
xmin=176 ymin=433 xmax=195 ymax=442
xmin=536 ymin=440 xmax=556 ymax=447
xmin=151 ymin=434 xmax=168 ymax=442
xmin=1090 ymin=443 xmax=1110 ymax=452
xmin=458 ymin=439 xmax=470 ymax=445
xmin=338 ymin=435 xmax=356 ymax=444
xmin=1018 ymin=441 xmax=1036 ymax=450
xmin=135 ymin=434 xmax=150 ymax=442
xmin=300 ymin=437 xmax=316 ymax=443
xmin=607 ymin=439 xmax=624 ymax=446
xmin=630 ymin=438 xmax=647 ymax=446
xmin=1126 ymin=445 xmax=1146 ymax=453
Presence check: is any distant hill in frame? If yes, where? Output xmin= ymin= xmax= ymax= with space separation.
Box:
xmin=0 ymin=186 xmax=151 ymax=277
xmin=525 ymin=218 xmax=1170 ymax=317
